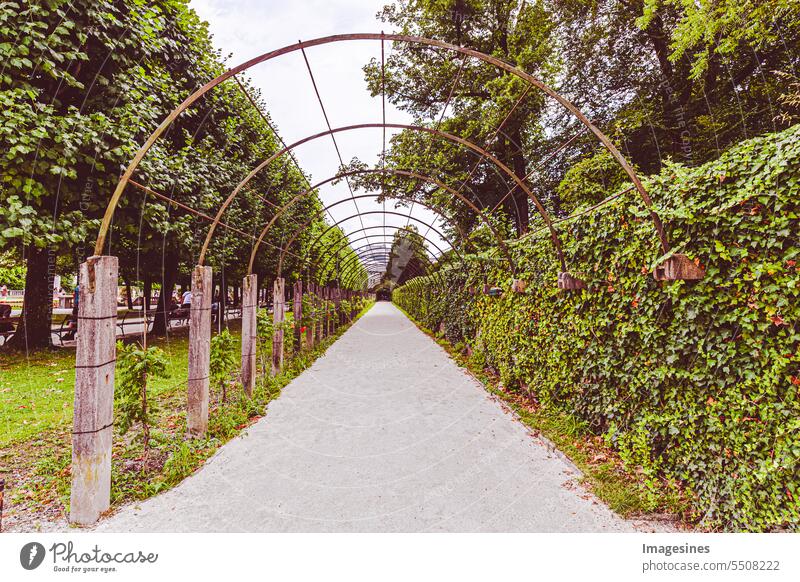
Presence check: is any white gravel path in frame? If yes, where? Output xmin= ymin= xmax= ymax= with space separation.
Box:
xmin=95 ymin=302 xmax=634 ymax=532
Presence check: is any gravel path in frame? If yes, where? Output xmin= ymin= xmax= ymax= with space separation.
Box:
xmin=96 ymin=302 xmax=633 ymax=532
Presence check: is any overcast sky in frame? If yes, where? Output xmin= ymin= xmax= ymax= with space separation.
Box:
xmin=189 ymin=0 xmax=446 ymax=281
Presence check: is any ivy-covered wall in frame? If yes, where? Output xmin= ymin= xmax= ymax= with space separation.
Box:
xmin=393 ymin=125 xmax=800 ymax=531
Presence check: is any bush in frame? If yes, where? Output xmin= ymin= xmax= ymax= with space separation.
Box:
xmin=394 ymin=125 xmax=800 ymax=531
xmin=210 ymin=328 xmax=237 ymax=401
xmin=115 ymin=341 xmax=170 ymax=450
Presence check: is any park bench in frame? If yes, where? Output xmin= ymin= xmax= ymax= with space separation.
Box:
xmin=116 ymin=308 xmax=190 ymax=337
xmin=0 ymin=316 xmax=18 ymax=346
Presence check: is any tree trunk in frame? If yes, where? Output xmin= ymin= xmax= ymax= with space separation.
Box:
xmin=150 ymin=255 xmax=177 ymax=336
xmin=8 ymin=244 xmax=53 ymax=350
xmin=509 ymin=127 xmax=530 ymax=235
xmin=143 ymin=275 xmax=152 ymax=312
xmin=123 ymin=276 xmax=133 ymax=310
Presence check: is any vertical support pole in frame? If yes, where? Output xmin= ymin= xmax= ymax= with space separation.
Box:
xmin=272 ymin=277 xmax=285 ymax=376
xmin=241 ymin=273 xmax=257 ymax=397
xmin=188 ymin=265 xmax=212 ymax=437
xmin=324 ymin=287 xmax=331 ymax=337
xmin=293 ymin=280 xmax=303 ymax=351
xmin=305 ymin=282 xmax=314 ymax=348
xmin=70 ymin=255 xmax=118 ymax=525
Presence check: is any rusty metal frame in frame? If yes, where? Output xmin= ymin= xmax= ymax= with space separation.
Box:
xmin=315 ymin=237 xmax=441 ymax=278
xmin=267 ymin=192 xmax=467 ymax=278
xmin=338 ymin=246 xmax=447 ymax=289
xmin=318 ymin=230 xmax=463 ymax=292
xmin=285 ymin=209 xmax=461 ymax=279
xmin=309 ymin=224 xmax=453 ymax=286
xmin=95 ymin=33 xmax=666 ymax=266
xmin=314 ymin=230 xmax=447 ymax=283
xmin=245 ymin=167 xmax=514 ymax=273
xmin=317 ymin=232 xmax=442 ymax=270
xmin=306 ymin=224 xmax=454 ymax=289
xmin=204 ymin=123 xmax=559 ymax=268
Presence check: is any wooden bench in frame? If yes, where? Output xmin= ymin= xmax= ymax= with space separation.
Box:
xmin=0 ymin=316 xmax=18 ymax=346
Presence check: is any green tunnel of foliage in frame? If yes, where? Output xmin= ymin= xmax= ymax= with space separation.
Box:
xmin=394 ymin=125 xmax=800 ymax=531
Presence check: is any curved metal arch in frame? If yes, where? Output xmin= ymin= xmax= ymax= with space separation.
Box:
xmin=307 ymin=223 xmax=453 ymax=281
xmin=326 ymin=237 xmax=439 ymax=264
xmin=325 ymin=235 xmax=458 ymax=291
xmin=317 ymin=236 xmax=444 ymax=288
xmin=205 ymin=123 xmax=562 ymax=268
xmin=316 ymin=238 xmax=437 ymax=282
xmin=96 ymin=33 xmax=666 ymax=265
xmin=246 ymin=167 xmax=514 ymax=273
xmin=339 ymin=252 xmax=434 ymax=289
xmin=250 ymin=190 xmax=469 ymax=275
xmin=311 ymin=225 xmax=455 ymax=291
xmin=312 ymin=225 xmax=463 ymax=290
xmin=279 ymin=210 xmax=460 ymax=278
xmin=305 ymin=224 xmax=454 ymax=290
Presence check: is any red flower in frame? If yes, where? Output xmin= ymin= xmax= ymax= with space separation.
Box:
xmin=300 ymin=326 xmax=307 ymax=333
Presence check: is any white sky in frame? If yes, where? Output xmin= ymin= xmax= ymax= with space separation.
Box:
xmin=189 ymin=0 xmax=448 ymax=282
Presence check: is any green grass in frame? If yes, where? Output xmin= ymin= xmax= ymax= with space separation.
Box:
xmin=2 ymin=303 xmax=373 ymax=529
xmin=0 ymin=329 xmax=199 ymax=447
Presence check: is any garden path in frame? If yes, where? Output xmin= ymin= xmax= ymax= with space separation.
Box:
xmin=96 ymin=302 xmax=634 ymax=532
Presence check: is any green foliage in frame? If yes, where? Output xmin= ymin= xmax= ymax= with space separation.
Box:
xmin=115 ymin=340 xmax=170 ymax=446
xmin=556 ymin=150 xmax=629 ymax=212
xmin=394 ymin=125 xmax=800 ymax=531
xmin=0 ymin=262 xmax=25 ymax=288
xmin=210 ymin=328 xmax=238 ymax=399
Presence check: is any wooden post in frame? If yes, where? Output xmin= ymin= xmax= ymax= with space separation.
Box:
xmin=241 ymin=273 xmax=257 ymax=396
xmin=557 ymin=272 xmax=586 ymax=291
xmin=70 ymin=255 xmax=118 ymax=525
xmin=305 ymin=282 xmax=314 ymax=348
xmin=272 ymin=277 xmax=285 ymax=375
xmin=653 ymin=254 xmax=705 ymax=281
xmin=324 ymin=287 xmax=331 ymax=337
xmin=293 ymin=280 xmax=303 ymax=351
xmin=320 ymin=286 xmax=326 ymax=339
xmin=187 ymin=265 xmax=212 ymax=437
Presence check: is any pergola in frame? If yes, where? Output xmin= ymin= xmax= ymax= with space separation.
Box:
xmin=70 ymin=33 xmax=704 ymax=526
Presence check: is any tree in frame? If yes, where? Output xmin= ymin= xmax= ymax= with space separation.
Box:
xmin=0 ymin=1 xmax=337 ymax=348
xmin=383 ymin=226 xmax=431 ymax=287
xmin=364 ymin=0 xmax=558 ymax=235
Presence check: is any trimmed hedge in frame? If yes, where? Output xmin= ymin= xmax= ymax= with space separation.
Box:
xmin=394 ymin=125 xmax=800 ymax=531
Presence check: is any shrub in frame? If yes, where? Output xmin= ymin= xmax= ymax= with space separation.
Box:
xmin=115 ymin=341 xmax=170 ymax=450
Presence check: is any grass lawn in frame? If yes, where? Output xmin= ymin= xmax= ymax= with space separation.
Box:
xmin=0 ymin=329 xmax=198 ymax=448
xmin=0 ymin=302 xmax=372 ymax=532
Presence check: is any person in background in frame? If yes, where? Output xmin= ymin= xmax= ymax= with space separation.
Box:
xmin=62 ymin=284 xmax=79 ymax=341
xmin=181 ymin=289 xmax=192 ymax=309
xmin=0 ymin=285 xmax=7 ymax=297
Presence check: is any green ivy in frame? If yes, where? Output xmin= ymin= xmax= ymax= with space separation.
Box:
xmin=394 ymin=125 xmax=800 ymax=531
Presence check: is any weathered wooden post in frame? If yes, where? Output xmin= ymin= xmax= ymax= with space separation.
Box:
xmin=241 ymin=273 xmax=257 ymax=396
xmin=70 ymin=255 xmax=118 ymax=525
xmin=293 ymin=280 xmax=303 ymax=351
xmin=271 ymin=277 xmax=285 ymax=375
xmin=305 ymin=282 xmax=314 ymax=348
xmin=187 ymin=265 xmax=212 ymax=437
xmin=324 ymin=286 xmax=331 ymax=337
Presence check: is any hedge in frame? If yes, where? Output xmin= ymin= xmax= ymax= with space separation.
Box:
xmin=393 ymin=124 xmax=800 ymax=531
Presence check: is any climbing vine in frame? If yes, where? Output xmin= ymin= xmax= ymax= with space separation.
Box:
xmin=394 ymin=125 xmax=800 ymax=531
